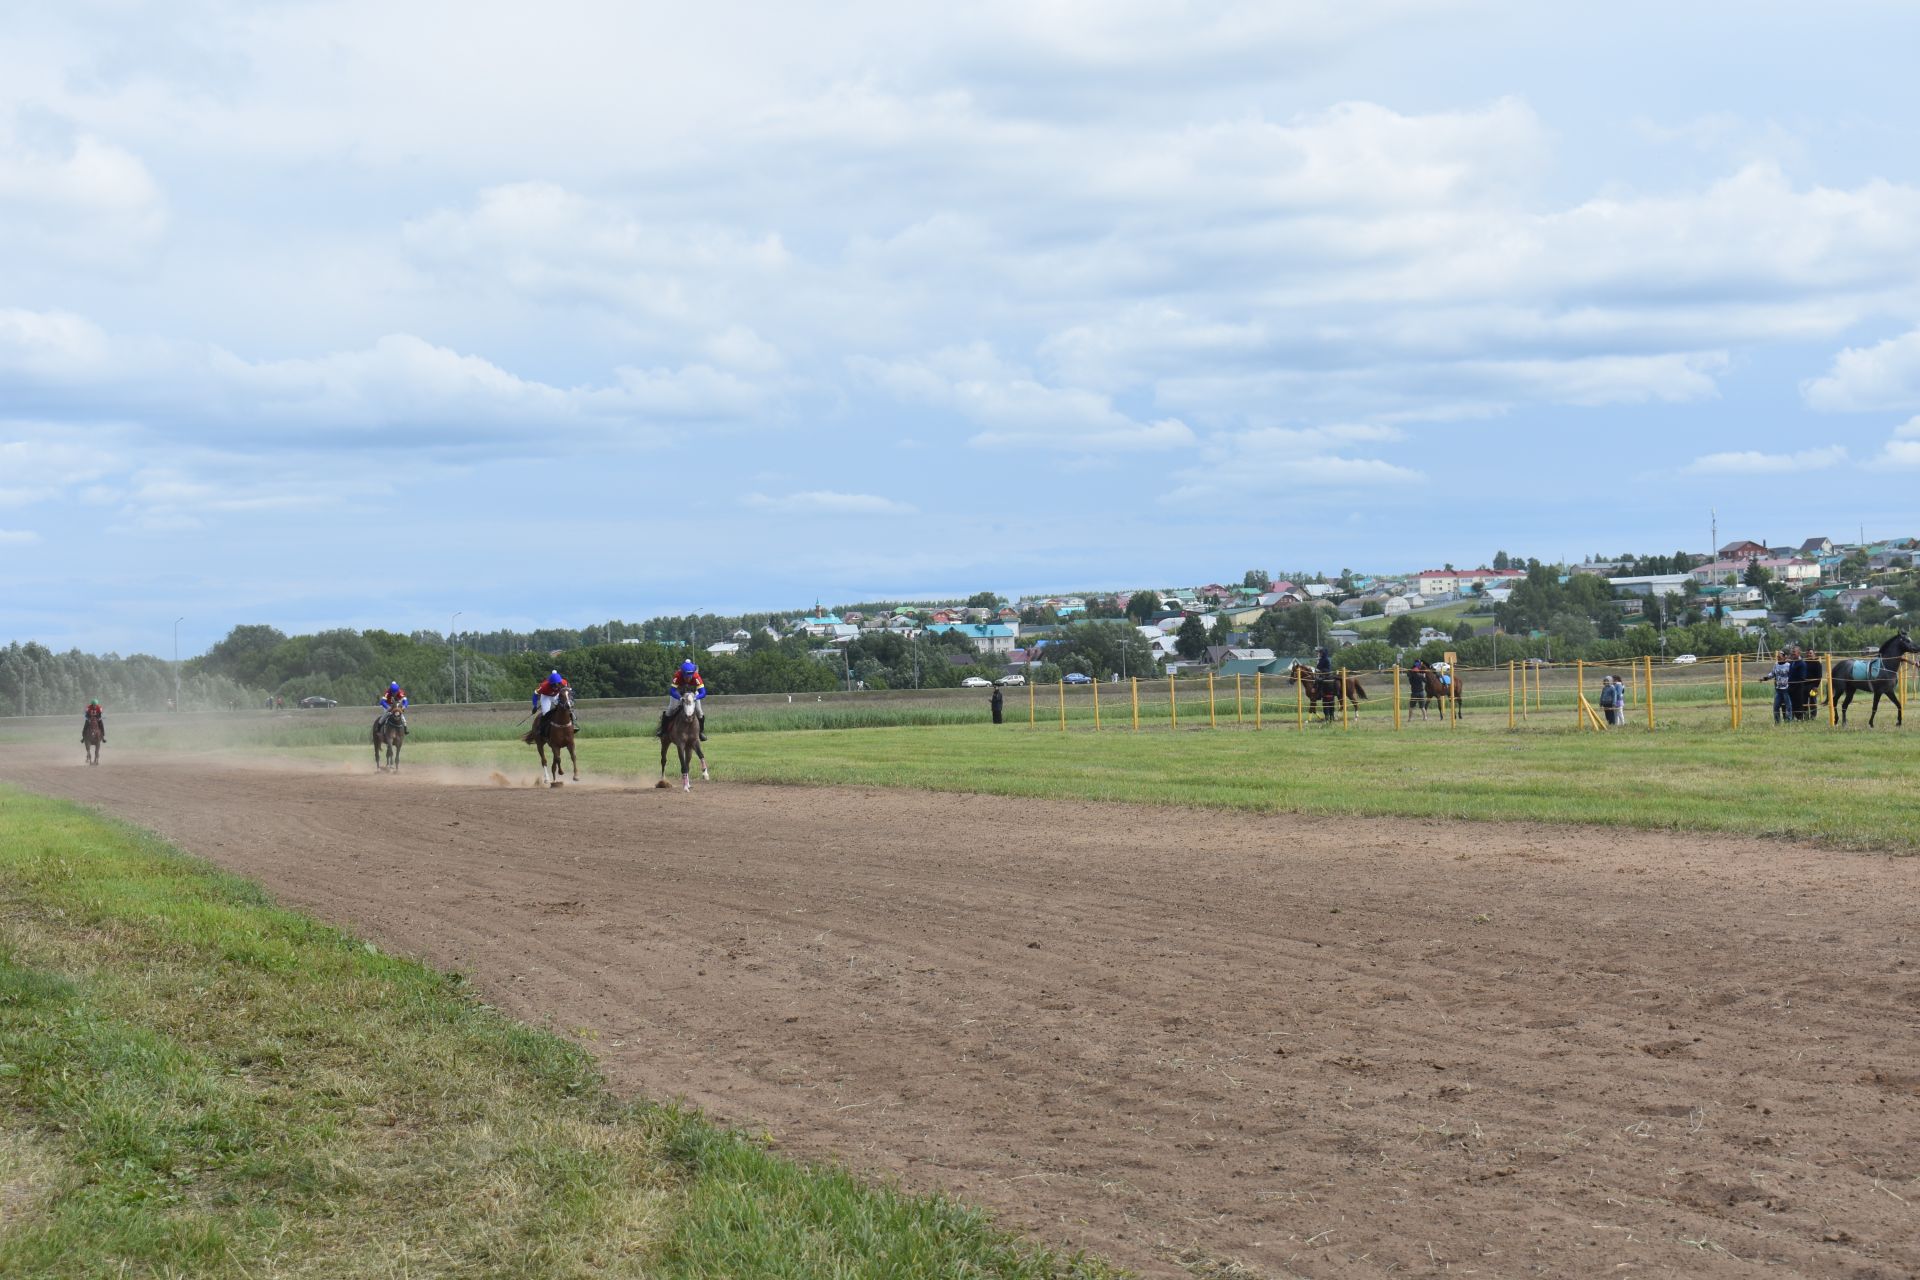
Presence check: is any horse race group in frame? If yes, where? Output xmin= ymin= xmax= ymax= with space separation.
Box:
xmin=73 ymin=658 xmax=716 ymax=792
xmin=366 ymin=660 xmax=713 ymax=789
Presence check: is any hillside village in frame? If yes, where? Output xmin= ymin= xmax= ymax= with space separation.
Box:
xmin=735 ymin=535 xmax=1920 ymax=686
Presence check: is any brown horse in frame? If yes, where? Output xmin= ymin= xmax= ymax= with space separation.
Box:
xmin=1287 ymin=662 xmax=1368 ymax=721
xmin=372 ymin=712 xmax=405 ymax=772
xmin=1424 ymin=663 xmax=1463 ymax=718
xmin=81 ymin=716 xmax=104 ymax=766
xmin=657 ymin=693 xmax=708 ymax=791
xmin=524 ymin=687 xmax=578 ymax=786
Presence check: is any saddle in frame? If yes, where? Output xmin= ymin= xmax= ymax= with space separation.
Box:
xmin=1842 ymin=658 xmax=1883 ymax=682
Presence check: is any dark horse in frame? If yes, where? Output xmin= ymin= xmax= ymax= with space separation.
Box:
xmin=657 ymin=693 xmax=709 ymax=791
xmin=1287 ymin=662 xmax=1368 ymax=722
xmin=372 ymin=711 xmax=405 ymax=772
xmin=1830 ymin=631 xmax=1920 ymax=727
xmin=524 ymin=686 xmax=578 ymax=786
xmin=81 ymin=716 xmax=104 ymax=766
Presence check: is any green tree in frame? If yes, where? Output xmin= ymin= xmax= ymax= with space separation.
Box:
xmin=1360 ymin=599 xmax=1385 ymax=617
xmin=1174 ymin=614 xmax=1210 ymax=660
xmin=1386 ymin=614 xmax=1421 ymax=647
xmin=1492 ymin=550 xmax=1511 ymax=570
xmin=1334 ymin=640 xmax=1395 ymax=669
xmin=1242 ymin=569 xmax=1271 ymax=591
xmin=1125 ymin=590 xmax=1162 ymax=623
xmin=965 ymin=590 xmax=1003 ymax=609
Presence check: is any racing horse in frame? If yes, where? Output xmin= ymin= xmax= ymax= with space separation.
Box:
xmin=1830 ymin=630 xmax=1920 ymax=727
xmin=81 ymin=716 xmax=104 ymax=766
xmin=657 ymin=691 xmax=708 ymax=791
xmin=1286 ymin=662 xmax=1368 ymax=722
xmin=372 ymin=711 xmax=405 ymax=772
xmin=524 ymin=685 xmax=578 ymax=786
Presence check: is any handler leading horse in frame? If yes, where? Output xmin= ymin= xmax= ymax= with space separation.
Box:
xmin=1287 ymin=662 xmax=1367 ymax=722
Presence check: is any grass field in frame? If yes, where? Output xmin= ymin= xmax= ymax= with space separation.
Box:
xmin=0 ymin=786 xmax=1119 ymax=1279
xmin=278 ymin=716 xmax=1920 ymax=850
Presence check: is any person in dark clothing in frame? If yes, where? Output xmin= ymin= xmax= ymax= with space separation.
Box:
xmin=1407 ymin=661 xmax=1429 ymax=720
xmin=1316 ymin=646 xmax=1332 ymax=673
xmin=1800 ymin=652 xmax=1824 ymax=721
xmin=989 ymin=687 xmax=1004 ymax=724
xmin=1786 ymin=647 xmax=1810 ymax=720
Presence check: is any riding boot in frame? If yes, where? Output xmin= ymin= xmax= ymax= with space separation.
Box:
xmin=698 ymin=707 xmax=708 ymax=741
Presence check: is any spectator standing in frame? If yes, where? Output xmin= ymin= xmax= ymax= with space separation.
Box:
xmin=1765 ymin=651 xmax=1793 ymax=723
xmin=1611 ymin=675 xmax=1628 ymax=725
xmin=990 ymin=686 xmax=1004 ymax=725
xmin=1597 ymin=675 xmax=1619 ymax=726
xmin=1786 ymin=647 xmax=1810 ymax=720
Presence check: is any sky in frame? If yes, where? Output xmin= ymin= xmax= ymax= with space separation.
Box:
xmin=7 ymin=1 xmax=1920 ymax=656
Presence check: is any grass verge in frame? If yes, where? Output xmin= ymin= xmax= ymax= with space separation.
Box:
xmin=0 ymin=785 xmax=1121 ymax=1279
xmin=342 ymin=722 xmax=1920 ymax=850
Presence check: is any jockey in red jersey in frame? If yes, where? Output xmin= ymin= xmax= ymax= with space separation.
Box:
xmin=82 ymin=699 xmax=105 ymax=742
xmin=378 ymin=682 xmax=409 ymax=733
xmin=530 ymin=671 xmax=569 ymax=738
xmin=662 ymin=659 xmax=708 ymax=740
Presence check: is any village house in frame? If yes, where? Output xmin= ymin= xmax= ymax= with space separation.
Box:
xmin=1688 ymin=556 xmax=1820 ymax=586
xmin=923 ymin=621 xmax=1019 ymax=655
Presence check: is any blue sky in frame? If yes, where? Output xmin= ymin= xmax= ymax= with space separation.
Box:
xmin=7 ymin=1 xmax=1920 ymax=656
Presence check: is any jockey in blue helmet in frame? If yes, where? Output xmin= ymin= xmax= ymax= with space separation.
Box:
xmin=663 ymin=659 xmax=708 ymax=740
xmin=379 ymin=681 xmax=409 ymax=732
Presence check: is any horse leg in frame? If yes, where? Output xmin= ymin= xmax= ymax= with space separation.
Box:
xmin=659 ymin=736 xmax=670 ymax=783
xmin=1868 ymin=688 xmax=1882 ymax=728
xmin=679 ymin=742 xmax=692 ymax=791
xmin=567 ymin=741 xmax=578 ymax=781
xmin=695 ymin=741 xmax=709 ymax=781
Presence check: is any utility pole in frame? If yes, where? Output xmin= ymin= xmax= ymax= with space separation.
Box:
xmin=449 ymin=611 xmax=462 ymax=703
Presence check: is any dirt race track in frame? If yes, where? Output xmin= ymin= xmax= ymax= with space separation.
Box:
xmin=5 ymin=751 xmax=1918 ymax=1278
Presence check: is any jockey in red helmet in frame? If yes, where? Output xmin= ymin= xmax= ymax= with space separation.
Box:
xmin=82 ymin=698 xmax=105 ymax=743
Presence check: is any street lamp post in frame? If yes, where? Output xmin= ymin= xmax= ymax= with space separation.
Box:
xmin=173 ymin=617 xmax=183 ymax=712
xmin=449 ymin=611 xmax=462 ymax=703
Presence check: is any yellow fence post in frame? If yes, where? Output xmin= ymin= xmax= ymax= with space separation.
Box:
xmin=1092 ymin=677 xmax=1100 ymax=731
xmin=1028 ymin=678 xmax=1035 ymax=727
xmin=1131 ymin=677 xmax=1139 ymax=731
xmin=1296 ymin=674 xmax=1305 ymax=731
xmin=1169 ymin=673 xmax=1177 ymax=730
xmin=1508 ymin=660 xmax=1515 ymax=729
xmin=1575 ymin=659 xmax=1585 ymax=729
xmin=1208 ymin=674 xmax=1217 ymax=729
xmin=1342 ymin=670 xmax=1351 ymax=729
xmin=1644 ymin=654 xmax=1655 ymax=731
xmin=1826 ymin=652 xmax=1836 ymax=726
xmin=1235 ymin=675 xmax=1243 ymax=726
xmin=1255 ymin=673 xmax=1263 ymax=729
xmin=1392 ymin=664 xmax=1402 ymax=731
xmin=1058 ymin=679 xmax=1066 ymax=732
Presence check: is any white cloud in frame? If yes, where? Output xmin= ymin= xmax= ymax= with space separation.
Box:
xmin=0 ymin=528 xmax=40 ymax=546
xmin=0 ymin=124 xmax=165 ymax=263
xmin=0 ymin=309 xmax=115 ymax=379
xmin=1804 ymin=328 xmax=1920 ymax=412
xmin=1165 ymin=422 xmax=1422 ymax=504
xmin=1685 ymin=445 xmax=1848 ymax=475
xmin=852 ymin=344 xmax=1195 ymax=452
xmin=742 ymin=490 xmax=917 ymax=516
xmin=1876 ymin=415 xmax=1920 ymax=467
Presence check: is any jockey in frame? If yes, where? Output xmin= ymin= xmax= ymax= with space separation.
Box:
xmin=1316 ymin=647 xmax=1332 ymax=674
xmin=664 ymin=659 xmax=708 ymax=740
xmin=379 ymin=681 xmax=409 ymax=732
xmin=530 ymin=670 xmax=568 ymax=736
xmin=82 ymin=699 xmax=105 ymax=742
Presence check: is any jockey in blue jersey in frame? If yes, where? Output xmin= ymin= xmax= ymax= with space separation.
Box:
xmin=662 ymin=659 xmax=708 ymax=740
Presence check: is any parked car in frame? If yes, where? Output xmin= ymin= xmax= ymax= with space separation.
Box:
xmin=1671 ymin=654 xmax=1698 ymax=665
xmin=960 ymin=676 xmax=992 ymax=687
xmin=297 ymin=696 xmax=338 ymax=708
xmin=1063 ymin=672 xmax=1094 ymax=684
xmin=995 ymin=674 xmax=1027 ymax=686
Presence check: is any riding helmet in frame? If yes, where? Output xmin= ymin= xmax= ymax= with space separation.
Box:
xmin=681 ymin=660 xmax=697 ymax=673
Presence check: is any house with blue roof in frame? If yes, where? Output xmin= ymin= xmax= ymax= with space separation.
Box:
xmin=923 ymin=622 xmax=1019 ymax=656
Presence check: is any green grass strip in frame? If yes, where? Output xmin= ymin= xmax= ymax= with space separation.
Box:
xmin=350 ymin=721 xmax=1920 ymax=851
xmin=0 ymin=785 xmax=1122 ymax=1279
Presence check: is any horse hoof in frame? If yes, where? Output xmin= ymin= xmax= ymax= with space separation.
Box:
xmin=655 ymin=779 xmax=670 ymax=789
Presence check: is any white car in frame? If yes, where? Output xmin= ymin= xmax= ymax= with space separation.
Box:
xmin=960 ymin=676 xmax=992 ymax=687
xmin=1671 ymin=653 xmax=1698 ymax=665
xmin=995 ymin=674 xmax=1027 ymax=686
